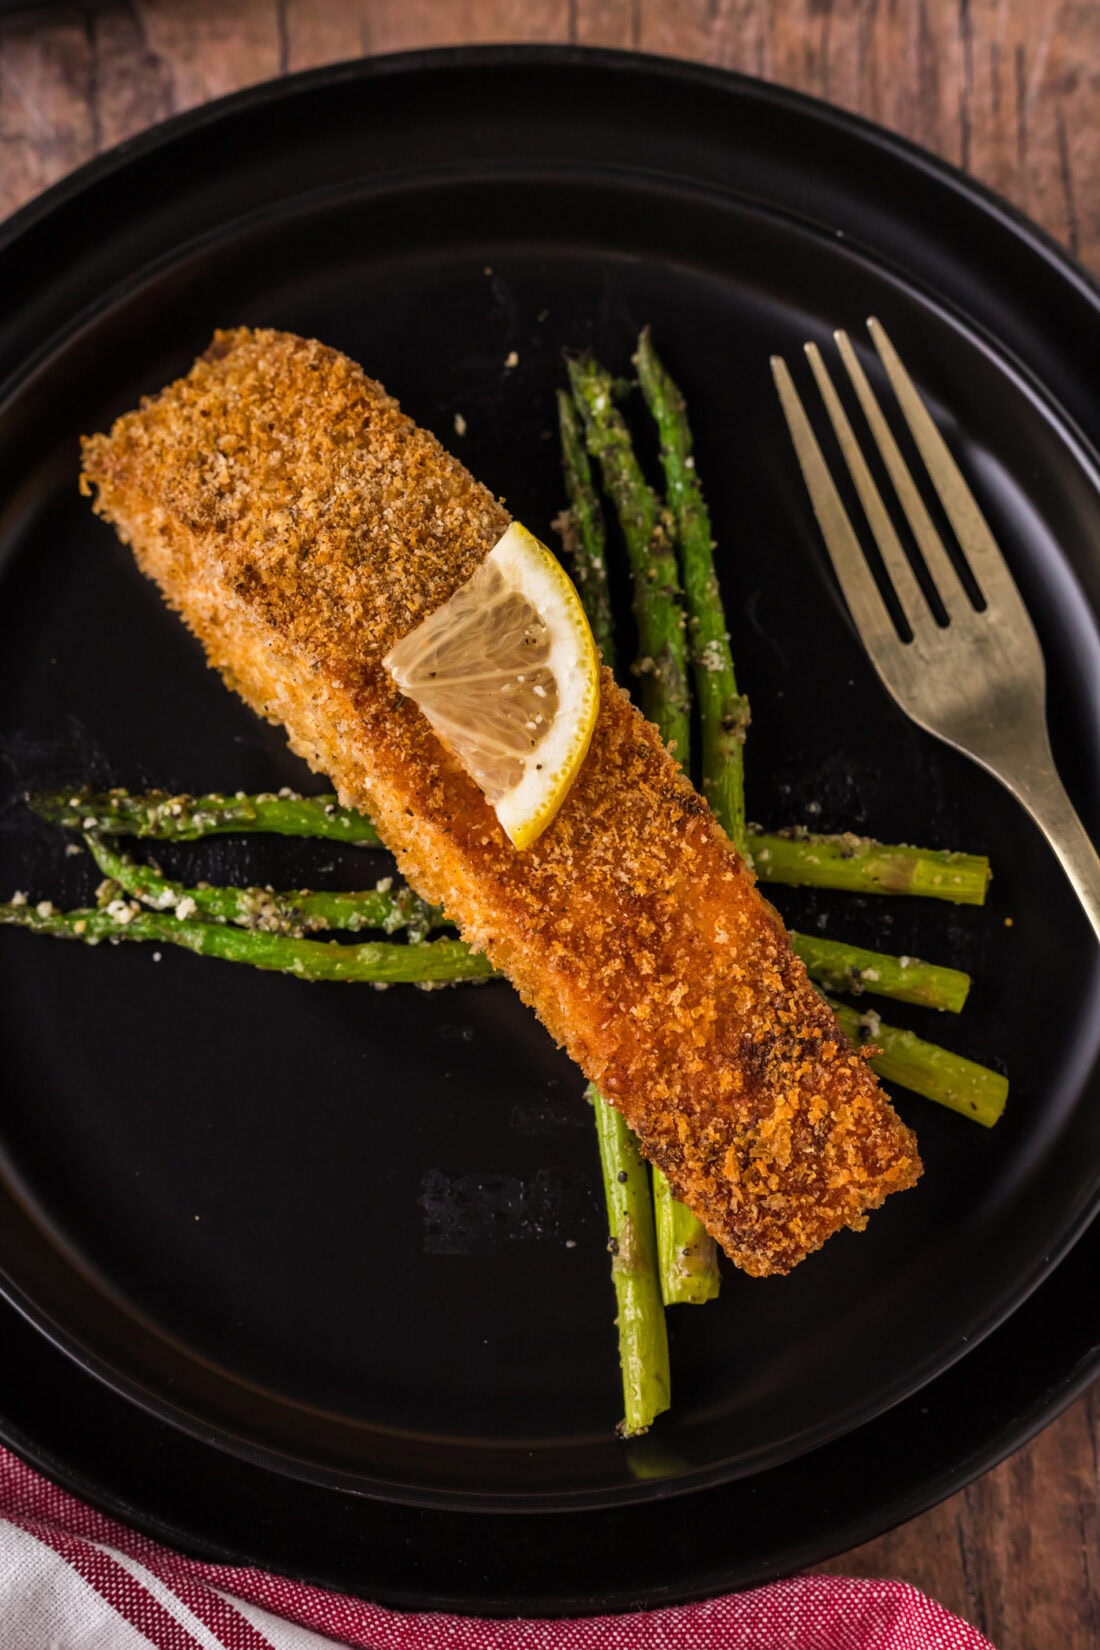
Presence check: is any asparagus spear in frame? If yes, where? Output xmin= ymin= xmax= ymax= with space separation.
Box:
xmin=554 ymin=389 xmax=616 ymax=665
xmin=629 ymin=332 xmax=746 ymax=1298
xmin=634 ymin=327 xmax=750 ymax=853
xmin=29 ymin=788 xmax=381 ymax=845
xmin=553 ymin=437 xmax=672 ymax=1426
xmin=648 ymin=1176 xmax=720 ymax=1305
xmin=83 ymin=835 xmax=440 ymax=942
xmin=589 ymin=1084 xmax=671 ymax=1435
xmin=33 ymin=793 xmax=991 ymax=906
xmin=566 ymin=355 xmax=717 ymax=1304
xmin=566 ymin=355 xmax=692 ymax=767
xmin=791 ymin=931 xmax=970 ymax=1014
xmin=830 ymin=1000 xmax=1008 ymax=1127
xmin=748 ymin=831 xmax=990 ymax=905
xmin=0 ymin=898 xmax=494 ymax=984
xmin=82 ymin=835 xmax=972 ymax=1015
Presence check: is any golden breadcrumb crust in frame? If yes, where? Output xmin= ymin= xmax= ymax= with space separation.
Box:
xmin=81 ymin=327 xmax=921 ymax=1276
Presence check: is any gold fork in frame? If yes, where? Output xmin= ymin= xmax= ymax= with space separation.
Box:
xmin=771 ymin=317 xmax=1100 ymax=942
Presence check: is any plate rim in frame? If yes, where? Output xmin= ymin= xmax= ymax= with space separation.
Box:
xmin=3 ymin=42 xmax=1099 ymax=311
xmin=0 ymin=1238 xmax=1098 ymax=1615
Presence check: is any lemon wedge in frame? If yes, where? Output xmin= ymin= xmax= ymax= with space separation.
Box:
xmin=384 ymin=522 xmax=600 ymax=848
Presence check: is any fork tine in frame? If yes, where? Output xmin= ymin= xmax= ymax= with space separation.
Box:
xmin=803 ymin=341 xmax=932 ymax=637
xmin=770 ymin=354 xmax=907 ymax=658
xmin=866 ymin=317 xmax=1029 ymax=615
xmin=833 ymin=329 xmax=971 ymax=621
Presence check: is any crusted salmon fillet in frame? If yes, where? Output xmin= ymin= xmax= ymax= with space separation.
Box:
xmin=81 ymin=326 xmax=921 ymax=1276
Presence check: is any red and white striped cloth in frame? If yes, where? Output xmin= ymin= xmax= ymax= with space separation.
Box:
xmin=0 ymin=1446 xmax=996 ymax=1649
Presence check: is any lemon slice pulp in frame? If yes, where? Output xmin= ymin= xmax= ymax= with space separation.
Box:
xmin=383 ymin=522 xmax=600 ymax=848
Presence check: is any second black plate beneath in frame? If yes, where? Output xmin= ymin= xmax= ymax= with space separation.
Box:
xmin=1 ymin=49 xmax=1099 ymax=1528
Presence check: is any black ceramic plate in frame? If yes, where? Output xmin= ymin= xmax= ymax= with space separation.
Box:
xmin=2 ymin=45 xmax=1100 ymax=1604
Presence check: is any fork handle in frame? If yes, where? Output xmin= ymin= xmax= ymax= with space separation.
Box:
xmin=999 ymin=731 xmax=1100 ymax=945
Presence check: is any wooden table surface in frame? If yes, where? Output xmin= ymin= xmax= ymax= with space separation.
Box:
xmin=2 ymin=2 xmax=1098 ymax=1645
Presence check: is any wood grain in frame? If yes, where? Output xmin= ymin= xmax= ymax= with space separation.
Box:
xmin=821 ymin=1385 xmax=1100 ymax=1646
xmin=2 ymin=1 xmax=1097 ymax=271
xmin=1 ymin=3 xmax=1098 ymax=1646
